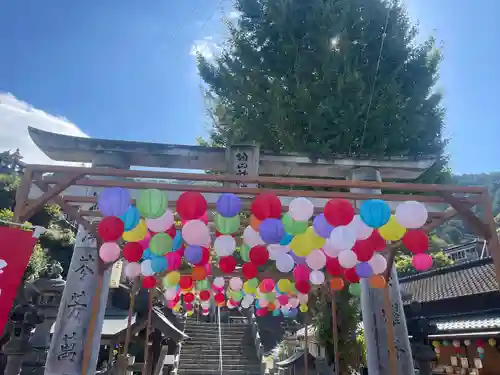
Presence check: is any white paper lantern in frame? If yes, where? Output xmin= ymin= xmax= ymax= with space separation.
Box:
xmin=268 ymin=244 xmax=290 ymax=260
xmin=214 ymin=235 xmax=236 ymax=256
xmin=243 ymin=225 xmax=265 ymax=247
xmin=213 ymin=276 xmax=225 ymax=288
xmin=125 ymin=262 xmax=141 ymax=279
xmin=288 ymin=197 xmax=315 ymax=221
xmin=297 ymin=293 xmax=309 ymax=304
xmin=348 ymin=214 xmax=373 ymax=240
xmin=329 ymin=226 xmax=356 ymax=251
xmin=368 ymin=253 xmax=387 ymax=274
xmin=164 ymin=287 xmax=178 ymax=300
xmin=275 ymin=253 xmax=295 ymax=273
xmin=146 ymin=209 xmax=175 ymax=233
xmin=288 ymin=298 xmax=299 ymax=308
xmin=182 ymin=220 xmax=210 ymax=245
xmin=243 ymin=294 xmax=255 ymax=305
xmin=229 ymin=277 xmax=243 ymax=291
xmin=337 ymin=250 xmax=358 ymax=269
xmin=281 ymin=306 xmax=290 ymax=314
xmin=201 ymin=301 xmax=211 ymax=309
xmin=140 ymin=259 xmax=155 ymax=276
xmin=395 ymin=201 xmax=428 ymax=229
xmin=322 ymin=239 xmax=341 ymax=258
xmin=309 ymin=270 xmax=325 ymax=285
xmin=306 ymin=249 xmax=327 ymax=270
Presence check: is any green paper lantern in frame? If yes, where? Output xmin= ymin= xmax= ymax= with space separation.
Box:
xmin=232 ymin=291 xmax=243 ymax=301
xmin=247 ymin=278 xmax=259 ymax=289
xmin=215 ymin=214 xmax=240 ymax=234
xmin=239 ymin=243 xmax=251 ymax=262
xmin=349 ymin=283 xmax=361 ymax=297
xmin=289 ymin=282 xmax=298 ymax=296
xmin=149 ymin=233 xmax=172 ymax=255
xmin=196 ymin=279 xmax=210 ymax=290
xmin=136 ymin=189 xmax=168 ymax=218
xmin=282 ymin=214 xmax=308 ymax=235
xmin=263 ymin=292 xmax=276 ymax=302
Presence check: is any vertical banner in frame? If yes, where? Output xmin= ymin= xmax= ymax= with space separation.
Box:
xmin=0 ymin=226 xmax=37 ymax=333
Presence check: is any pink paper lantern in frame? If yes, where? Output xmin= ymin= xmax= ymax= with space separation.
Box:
xmin=412 ymin=253 xmax=433 ymax=271
xmin=138 ymin=231 xmax=152 ymax=250
xmin=293 ymin=264 xmax=310 ymax=281
xmin=166 ymin=252 xmax=182 ymax=270
xmin=99 ymin=242 xmax=121 ymax=263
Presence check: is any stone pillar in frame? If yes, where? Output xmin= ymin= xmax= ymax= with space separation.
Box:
xmin=21 ymin=263 xmax=66 ymax=375
xmin=45 ymin=155 xmax=130 ymax=375
xmin=225 ymin=144 xmax=260 ymax=188
xmin=349 ymin=167 xmax=413 ymax=375
xmin=4 ymin=304 xmax=43 ymax=375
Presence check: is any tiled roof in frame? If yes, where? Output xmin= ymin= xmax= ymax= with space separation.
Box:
xmin=399 ymin=257 xmax=498 ymax=303
xmin=434 ymin=316 xmax=500 ymax=331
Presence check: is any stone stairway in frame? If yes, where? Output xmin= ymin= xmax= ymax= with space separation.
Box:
xmin=177 ymin=320 xmax=263 ymax=375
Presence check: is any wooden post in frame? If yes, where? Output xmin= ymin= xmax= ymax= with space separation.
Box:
xmin=331 ymin=290 xmax=340 ymax=374
xmin=383 ymin=286 xmax=398 ymax=375
xmin=304 ymin=322 xmax=308 ymax=375
xmin=13 ymin=167 xmax=32 ymax=222
xmin=142 ymin=290 xmax=154 ymax=375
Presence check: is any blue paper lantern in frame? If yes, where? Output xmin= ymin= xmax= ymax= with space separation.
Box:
xmin=279 ymin=233 xmax=293 ymax=246
xmin=119 ymin=206 xmax=140 ymax=231
xmin=313 ymin=214 xmax=334 ymax=238
xmin=172 ymin=230 xmax=183 ymax=251
xmin=142 ymin=248 xmax=152 ymax=260
xmin=151 ymin=255 xmax=168 ymax=273
xmin=259 ymin=218 xmax=285 ymax=244
xmin=184 ymin=245 xmax=203 ymax=264
xmin=216 ymin=193 xmax=242 ymax=218
xmin=360 ymin=199 xmax=391 ymax=228
xmin=272 ymin=309 xmax=281 ymax=317
xmin=98 ymin=187 xmax=131 ymax=217
xmin=355 ymin=262 xmax=373 ymax=278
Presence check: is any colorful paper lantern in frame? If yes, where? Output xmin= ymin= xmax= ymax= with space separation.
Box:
xmin=355 ymin=262 xmax=373 ymax=278
xmin=191 ymin=265 xmax=206 ymax=281
xmin=369 ymin=275 xmax=387 ymax=289
xmin=243 ymin=225 xmax=265 ymax=247
xmin=289 ymin=233 xmax=314 ymax=257
xmin=344 ymin=268 xmax=360 ymax=283
xmin=378 ymin=216 xmax=406 ymax=241
xmin=313 ymin=214 xmax=334 ymax=238
xmin=141 ymin=259 xmax=155 ymax=276
xmin=219 ymin=256 xmax=237 ymax=273
xmin=368 ymin=253 xmax=387 ymax=274
xmin=329 ymin=277 xmax=345 ymax=291
xmin=249 ymin=245 xmax=269 ymax=266
xmin=295 ymin=280 xmax=310 ymax=294
xmin=325 ymin=257 xmax=343 ymax=276
xmin=214 ymin=214 xmax=240 ymax=235
xmin=214 ymin=235 xmax=236 ymax=256
xmin=229 ymin=277 xmax=243 ymax=291
xmin=338 ymin=250 xmax=358 ymax=269
xmin=259 ymin=218 xmax=285 ymax=244
xmin=395 ymin=201 xmax=428 ymax=229
xmin=352 ymin=239 xmax=375 ymax=262
xmin=216 ymin=193 xmax=242 ymax=217
xmin=277 ymin=279 xmax=291 ymax=293
xmin=179 ymin=275 xmax=193 ymax=290
xmin=99 ymin=242 xmax=121 ymax=263
xmin=306 ymin=249 xmax=326 ymax=270
xmin=122 ymin=242 xmax=143 ymax=262
xmin=149 ymin=233 xmax=173 ymax=256
xmin=412 ymin=253 xmax=432 ymax=271
xmin=176 ymin=192 xmax=207 ymax=220
xmin=251 ymin=193 xmax=282 ymax=220
xmin=324 ymin=199 xmax=354 ymax=226
xmin=124 ymin=262 xmax=141 ymax=279
xmin=250 ymin=215 xmax=261 ymax=230
xmin=293 ymin=264 xmax=310 ymax=281
xmin=359 ymin=199 xmax=391 ymax=228
xmin=275 ymin=253 xmax=295 ymax=273
xmin=309 ymin=270 xmax=325 ymax=285
xmin=184 ymin=245 xmax=203 ymax=264
xmin=136 ymin=189 xmax=168 ymax=219
xmin=142 ymin=276 xmax=157 ymax=289
xmin=402 ymin=230 xmax=429 ymax=254
xmin=151 ymin=255 xmax=168 ymax=273
xmin=199 ymin=290 xmax=211 ymax=301
xmin=282 ymin=214 xmax=308 ymax=235
xmin=182 ymin=220 xmax=210 ymax=246
xmin=288 ymin=197 xmax=314 ymax=221
xmin=122 ymin=219 xmax=148 ymax=242
xmin=329 ymin=226 xmax=356 ymax=251
xmin=166 ymin=251 xmax=182 ymax=270
xmin=146 ymin=210 xmax=175 ymax=233
xmin=366 ymin=230 xmax=387 ymax=252
xmin=214 ymin=292 xmax=225 ymax=304
xmin=349 ymin=283 xmax=361 ymax=297
xmin=98 ymin=187 xmax=131 ymax=217
xmin=120 ymin=206 xmax=140 ymax=231
xmin=348 ymin=214 xmax=373 ymax=240
xmin=97 ymin=216 xmax=125 ymax=242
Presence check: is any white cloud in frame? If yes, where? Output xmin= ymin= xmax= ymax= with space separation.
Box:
xmin=0 ymin=92 xmax=88 ymax=165
xmin=227 ymin=10 xmax=241 ymax=20
xmin=190 ymin=36 xmax=221 ymax=61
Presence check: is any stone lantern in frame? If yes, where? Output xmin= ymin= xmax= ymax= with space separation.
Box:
xmin=20 ymin=262 xmax=66 ymax=375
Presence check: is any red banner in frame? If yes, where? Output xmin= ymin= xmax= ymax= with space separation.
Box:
xmin=0 ymin=226 xmax=37 ymax=333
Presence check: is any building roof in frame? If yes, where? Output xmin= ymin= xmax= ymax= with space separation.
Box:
xmin=434 ymin=316 xmax=500 ymax=332
xmin=399 ymin=257 xmax=497 ymax=303
xmin=276 ymin=350 xmax=316 ymax=368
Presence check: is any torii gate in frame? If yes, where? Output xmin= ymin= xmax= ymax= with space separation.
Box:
xmin=13 ymin=126 xmax=500 ymax=375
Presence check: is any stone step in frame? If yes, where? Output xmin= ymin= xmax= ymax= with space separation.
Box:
xmin=177 ymin=364 xmax=262 ymax=372
xmin=179 ymin=357 xmax=259 ymax=365
xmin=177 ymin=372 xmax=261 ymax=375
xmin=179 ymin=351 xmax=259 ymax=359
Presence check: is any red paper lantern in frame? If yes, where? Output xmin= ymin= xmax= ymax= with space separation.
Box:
xmin=250 ymin=194 xmax=282 ymax=220
xmin=325 ymin=257 xmax=343 ymax=276
xmin=216 ymin=230 xmax=235 ymax=238
xmin=344 ymin=268 xmax=360 ymax=284
xmin=214 ymin=292 xmax=225 ymax=304
xmin=242 ymin=262 xmax=258 ymax=279
xmin=122 ymin=242 xmax=144 ymax=262
xmin=98 ymin=216 xmax=125 ymax=242
xmin=199 ymin=290 xmax=211 ymax=301
xmin=219 ymin=256 xmax=237 ymax=274
xmin=352 ymin=240 xmax=375 ymax=262
xmin=367 ymin=230 xmax=387 ymax=252
xmin=324 ymin=199 xmax=354 ymax=226
xmin=402 ymin=230 xmax=429 ymax=254
xmin=295 ymin=280 xmax=311 ymax=294
xmin=166 ymin=224 xmax=176 ymax=238
xmin=249 ymin=245 xmax=269 ymax=266
xmin=176 ymin=192 xmax=207 ymax=220
xmin=142 ymin=276 xmax=157 ymax=289
xmin=179 ymin=275 xmax=193 ymax=290
xmin=191 ymin=265 xmax=206 ymax=281
xmin=195 ymin=247 xmax=210 ymax=266
xmin=184 ymin=292 xmax=195 ymax=303
xmin=256 ymin=307 xmax=268 ymax=317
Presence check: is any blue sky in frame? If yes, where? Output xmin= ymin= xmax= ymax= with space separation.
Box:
xmin=0 ymin=0 xmax=498 ymax=174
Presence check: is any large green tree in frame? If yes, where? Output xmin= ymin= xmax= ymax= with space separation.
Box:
xmin=196 ymin=0 xmax=448 ymax=371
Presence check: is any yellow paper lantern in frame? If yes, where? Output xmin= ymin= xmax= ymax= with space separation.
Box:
xmin=122 ymin=218 xmax=148 ymax=242
xmin=186 ymin=311 xmax=193 ymax=317
xmin=299 ymin=303 xmax=308 ymax=313
xmin=305 ymin=226 xmax=326 ymax=249
xmin=378 ymin=216 xmax=406 ymax=241
xmin=277 ymin=279 xmax=292 ymax=293
xmin=290 ymin=233 xmax=314 ymax=257
xmin=432 ymin=340 xmax=440 ymax=348
xmin=489 ymin=338 xmax=497 ymax=347
xmin=163 ymin=271 xmax=181 ymax=287
xmin=243 ymin=281 xmax=257 ymax=294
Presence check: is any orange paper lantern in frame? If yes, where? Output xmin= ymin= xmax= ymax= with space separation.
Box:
xmin=192 ymin=265 xmax=207 ymax=281
xmin=330 ymin=277 xmax=345 ymax=291
xmin=250 ymin=215 xmax=261 ymax=230
xmin=369 ymin=275 xmax=387 ymax=289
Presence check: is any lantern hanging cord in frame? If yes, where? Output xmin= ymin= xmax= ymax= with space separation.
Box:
xmin=359 ymin=2 xmax=393 ymax=149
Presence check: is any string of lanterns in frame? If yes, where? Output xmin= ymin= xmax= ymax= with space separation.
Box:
xmin=96 ymin=187 xmax=431 ymax=316
xmin=432 ymin=339 xmax=497 ymax=360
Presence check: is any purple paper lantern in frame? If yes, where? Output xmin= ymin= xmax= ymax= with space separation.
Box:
xmin=216 ymin=193 xmax=242 ymax=218
xmin=290 ymin=251 xmax=306 ymax=265
xmin=313 ymin=214 xmax=334 ymax=238
xmin=259 ymin=218 xmax=285 ymax=244
xmin=98 ymin=187 xmax=131 ymax=217
xmin=184 ymin=245 xmax=203 ymax=264
xmin=355 ymin=262 xmax=373 ymax=278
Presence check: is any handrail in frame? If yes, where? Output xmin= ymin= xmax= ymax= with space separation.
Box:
xmin=217 ymin=306 xmax=223 ymax=375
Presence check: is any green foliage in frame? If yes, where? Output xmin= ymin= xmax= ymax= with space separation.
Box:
xmin=395 ymin=250 xmax=453 ymax=276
